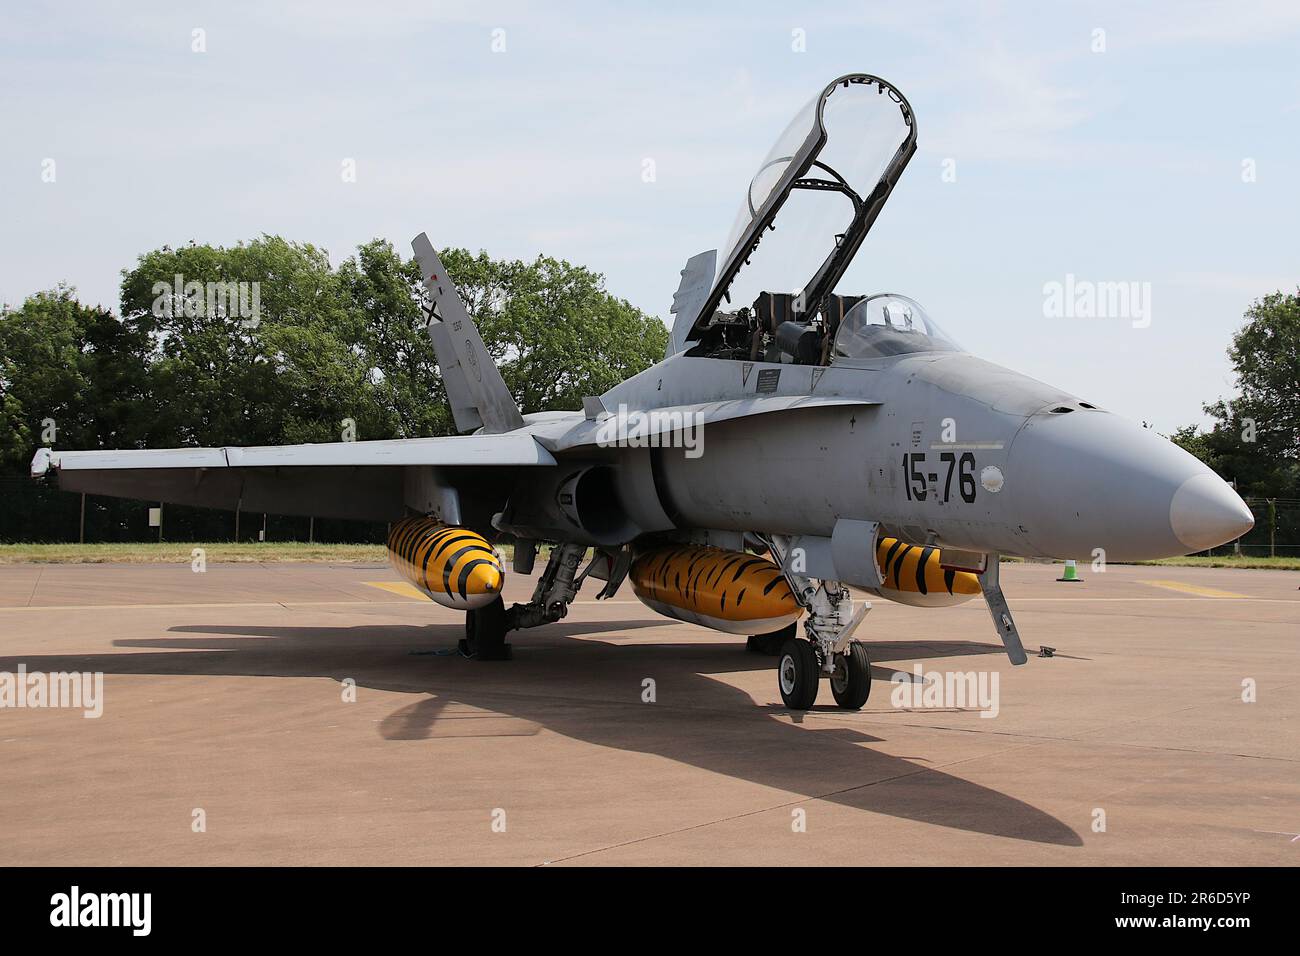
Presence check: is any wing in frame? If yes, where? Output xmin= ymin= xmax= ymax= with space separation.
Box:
xmin=31 ymin=434 xmax=555 ymax=523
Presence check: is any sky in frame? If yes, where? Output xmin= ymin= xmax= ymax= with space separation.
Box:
xmin=2 ymin=0 xmax=1297 ymax=433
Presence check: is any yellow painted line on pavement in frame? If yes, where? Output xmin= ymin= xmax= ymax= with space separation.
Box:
xmin=1137 ymin=579 xmax=1249 ymax=599
xmin=0 ymin=599 xmax=423 ymax=613
xmin=363 ymin=581 xmax=431 ymax=601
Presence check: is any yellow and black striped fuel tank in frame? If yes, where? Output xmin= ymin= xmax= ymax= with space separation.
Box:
xmin=629 ymin=544 xmax=802 ymax=635
xmin=387 ymin=516 xmax=505 ymax=611
xmin=864 ymin=536 xmax=981 ymax=607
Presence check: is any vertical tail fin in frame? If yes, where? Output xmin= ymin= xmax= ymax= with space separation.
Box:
xmin=412 ymin=233 xmax=525 ymax=434
xmin=666 ymin=249 xmax=717 ymax=357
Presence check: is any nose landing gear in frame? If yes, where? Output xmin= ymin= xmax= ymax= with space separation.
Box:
xmin=777 ymin=637 xmax=873 ymax=710
xmin=763 ymin=535 xmax=874 ymax=711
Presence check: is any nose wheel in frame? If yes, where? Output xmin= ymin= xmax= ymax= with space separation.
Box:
xmin=777 ymin=638 xmax=872 ymax=711
xmin=778 ymin=638 xmax=820 ymax=710
xmin=829 ymin=641 xmax=872 ymax=710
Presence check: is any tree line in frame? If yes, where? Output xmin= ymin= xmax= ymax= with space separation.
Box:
xmin=0 ymin=236 xmax=668 ymax=542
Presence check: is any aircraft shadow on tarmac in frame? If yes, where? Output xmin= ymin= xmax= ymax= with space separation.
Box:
xmin=2 ymin=621 xmax=1081 ymax=847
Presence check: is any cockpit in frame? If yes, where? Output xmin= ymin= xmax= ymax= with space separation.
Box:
xmin=680 ymin=74 xmax=957 ymax=366
xmin=832 ymin=294 xmax=960 ymax=359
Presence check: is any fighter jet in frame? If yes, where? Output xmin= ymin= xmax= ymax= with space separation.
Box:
xmin=30 ymin=74 xmax=1254 ymax=710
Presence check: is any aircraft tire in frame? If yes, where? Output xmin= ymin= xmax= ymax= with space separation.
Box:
xmin=830 ymin=641 xmax=871 ymax=710
xmin=459 ymin=607 xmax=476 ymax=656
xmin=778 ymin=638 xmax=820 ymax=710
xmin=746 ymin=622 xmax=797 ymax=655
xmin=463 ymin=597 xmax=512 ymax=661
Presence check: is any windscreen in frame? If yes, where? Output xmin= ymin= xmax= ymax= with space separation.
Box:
xmin=832 ymin=294 xmax=961 ymax=359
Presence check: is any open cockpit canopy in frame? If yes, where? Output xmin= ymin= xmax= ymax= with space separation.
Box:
xmin=684 ymin=74 xmax=927 ymax=366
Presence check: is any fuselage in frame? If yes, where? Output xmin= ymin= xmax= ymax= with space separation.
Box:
xmin=516 ymin=348 xmax=1254 ymax=564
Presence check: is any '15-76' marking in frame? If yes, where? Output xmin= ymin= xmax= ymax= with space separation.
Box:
xmin=902 ymin=452 xmax=976 ymax=503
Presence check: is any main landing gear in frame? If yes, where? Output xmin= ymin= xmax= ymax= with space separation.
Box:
xmin=764 ymin=537 xmax=874 ymax=711
xmin=460 ymin=542 xmax=593 ymax=661
xmin=746 ymin=622 xmax=795 ymax=656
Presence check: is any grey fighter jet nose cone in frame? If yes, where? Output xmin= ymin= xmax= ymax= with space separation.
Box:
xmin=1170 ymin=473 xmax=1255 ymax=552
xmin=1006 ymin=406 xmax=1252 ymax=561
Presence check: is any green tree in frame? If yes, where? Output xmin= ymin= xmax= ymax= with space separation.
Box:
xmin=117 ymin=238 xmax=669 ymax=447
xmin=119 ymin=236 xmax=388 ymax=447
xmin=1173 ymin=289 xmax=1300 ymax=498
xmin=1228 ymin=290 xmax=1300 ymax=460
xmin=439 ymin=249 xmax=668 ymax=414
xmin=0 ymin=286 xmax=151 ymax=473
xmin=336 ymin=239 xmax=451 ymax=438
xmin=7 ymin=239 xmax=666 ymax=461
xmin=3 ymin=238 xmax=667 ymax=543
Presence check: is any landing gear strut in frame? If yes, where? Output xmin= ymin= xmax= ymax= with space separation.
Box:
xmin=764 ymin=535 xmax=874 ymax=711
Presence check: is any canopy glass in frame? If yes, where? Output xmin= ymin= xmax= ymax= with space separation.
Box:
xmin=699 ymin=75 xmax=916 ymax=331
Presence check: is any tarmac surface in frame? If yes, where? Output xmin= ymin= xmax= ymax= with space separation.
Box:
xmin=0 ymin=559 xmax=1296 ymax=865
